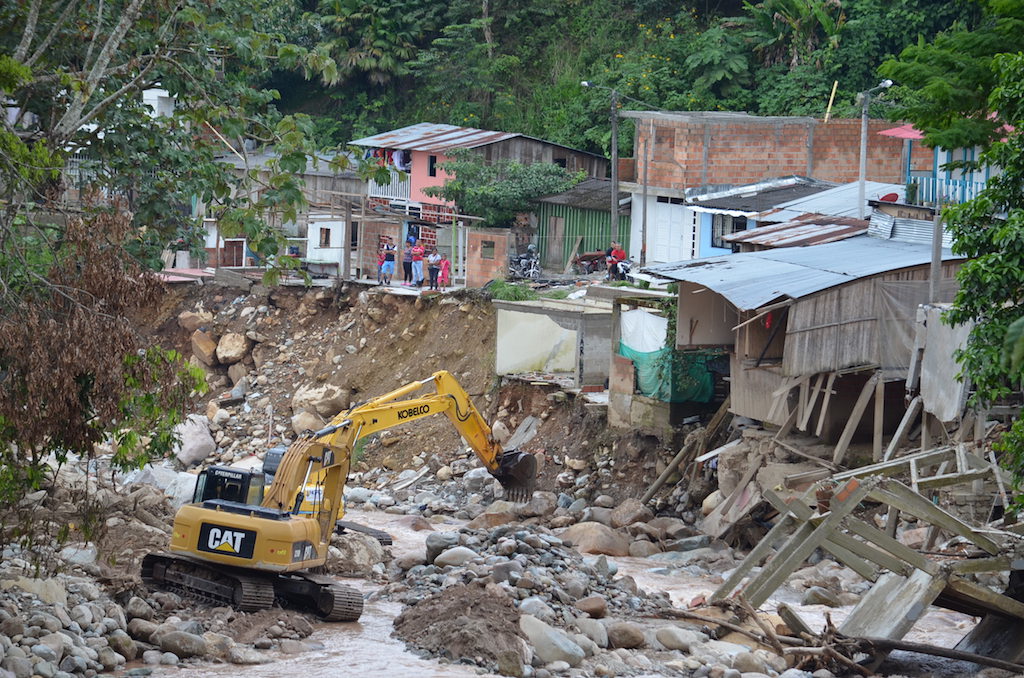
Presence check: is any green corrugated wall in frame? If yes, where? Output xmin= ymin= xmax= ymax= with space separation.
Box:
xmin=533 ymin=202 xmax=632 ymax=269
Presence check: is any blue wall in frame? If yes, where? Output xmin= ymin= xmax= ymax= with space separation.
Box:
xmin=698 ymin=213 xmax=764 ymax=258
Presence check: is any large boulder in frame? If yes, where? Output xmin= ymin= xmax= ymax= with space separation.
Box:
xmin=190 ymin=330 xmax=219 ymax=366
xmin=216 ymin=333 xmax=252 ymax=365
xmin=291 ymin=410 xmax=326 ymax=435
xmin=424 ymin=532 xmax=460 ymax=563
xmin=330 ymin=532 xmax=386 ymax=575
xmin=172 ymin=414 xmax=216 ymax=466
xmin=434 ymin=546 xmax=478 ymax=568
xmin=560 ymin=522 xmax=630 ymax=557
xmin=606 ymin=621 xmax=645 ymax=649
xmin=519 ymin=491 xmax=558 ymax=518
xmin=164 ymin=472 xmax=201 ymax=508
xmin=292 ymin=383 xmax=351 ymax=418
xmin=610 ymin=498 xmax=654 ymax=529
xmin=519 ymin=615 xmax=585 ymax=667
xmin=159 ymin=631 xmax=207 ymax=658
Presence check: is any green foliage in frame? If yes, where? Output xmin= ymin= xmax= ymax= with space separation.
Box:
xmin=540 ymin=289 xmax=572 ymax=299
xmin=487 ymin=279 xmax=540 ymax=301
xmin=740 ymin=0 xmax=847 ymax=68
xmin=423 ymin=148 xmax=585 ymax=227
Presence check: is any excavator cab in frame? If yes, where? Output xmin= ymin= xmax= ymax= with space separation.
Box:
xmin=192 ymin=466 xmax=266 ymax=506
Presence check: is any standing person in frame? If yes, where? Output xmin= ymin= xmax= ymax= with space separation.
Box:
xmin=427 ymin=247 xmax=442 ymax=290
xmin=402 ymin=238 xmax=414 ymax=285
xmin=411 ymin=239 xmax=425 ymax=287
xmin=379 ymin=236 xmax=397 ymax=285
xmin=439 ymin=252 xmax=451 ymax=289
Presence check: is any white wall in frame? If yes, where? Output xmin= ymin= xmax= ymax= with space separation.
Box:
xmin=630 ymin=194 xmax=698 ymax=264
xmin=306 ymin=218 xmax=347 ymax=265
xmin=496 ymin=309 xmax=578 ymax=376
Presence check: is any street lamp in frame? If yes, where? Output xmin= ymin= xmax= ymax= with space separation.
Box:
xmin=857 ymin=79 xmax=893 ymax=219
xmin=582 ymin=81 xmax=620 ymax=242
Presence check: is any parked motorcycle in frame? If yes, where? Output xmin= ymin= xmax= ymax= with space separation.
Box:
xmin=508 ymin=245 xmax=541 ymax=280
xmin=609 ymin=258 xmax=634 ymax=283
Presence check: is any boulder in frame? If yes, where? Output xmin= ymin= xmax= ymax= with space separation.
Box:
xmin=519 ymin=491 xmax=558 ymax=518
xmin=802 ymin=586 xmax=841 ymax=607
xmin=177 ymin=311 xmax=211 ymax=334
xmin=330 ymin=532 xmax=386 ymax=576
xmin=127 ymin=618 xmax=159 ymax=642
xmin=216 ymin=333 xmax=252 ymax=364
xmin=434 ymin=546 xmax=478 ymax=568
xmin=702 ymin=489 xmax=723 ymax=516
xmin=575 ymin=595 xmax=607 ymax=619
xmin=655 ymin=626 xmax=705 ymax=651
xmin=606 ymin=621 xmax=645 ymax=649
xmin=228 ymin=647 xmax=272 ymax=665
xmin=291 ymin=410 xmax=326 ymax=435
xmin=665 ymin=535 xmax=711 ymax=552
xmin=164 ymin=472 xmax=201 ymax=508
xmin=190 ymin=330 xmax=219 ymax=366
xmin=125 ymin=596 xmax=154 ymax=621
xmin=647 ymin=516 xmax=694 ymax=539
xmin=107 ymin=630 xmax=136 ymax=660
xmin=61 ymin=545 xmax=98 ymax=566
xmin=159 ymin=631 xmax=207 ymax=658
xmin=172 ymin=414 xmax=216 ymax=466
xmin=574 ymin=618 xmax=608 ymax=648
xmin=202 ymin=632 xmax=235 ymax=661
xmin=0 ymin=577 xmax=67 ymax=606
xmin=519 ymin=615 xmax=585 ymax=667
xmin=628 ymin=540 xmax=662 ymax=557
xmin=560 ymin=522 xmax=630 ymax=557
xmin=580 ymin=507 xmax=613 ymax=526
xmin=291 ymin=383 xmax=351 ymax=418
xmin=425 ymin=532 xmax=460 ymax=563
xmin=227 ymin=363 xmax=249 ymax=385
xmin=610 ymin=498 xmax=654 ymax=529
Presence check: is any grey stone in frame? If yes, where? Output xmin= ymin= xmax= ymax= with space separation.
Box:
xmin=519 ymin=597 xmax=556 ymax=622
xmin=574 ymin=618 xmax=608 ymax=648
xmin=433 ymin=546 xmax=478 ymax=568
xmin=732 ymin=651 xmax=766 ymax=673
xmin=125 ymin=596 xmax=155 ymax=621
xmin=665 ymin=535 xmax=711 ymax=552
xmin=174 ymin=620 xmax=204 ymax=636
xmin=519 ymin=615 xmax=584 ymax=667
xmin=491 ymin=560 xmax=524 ymax=583
xmin=97 ymin=646 xmax=123 ymax=670
xmin=424 ymin=532 xmax=460 ymax=563
xmin=655 ymin=626 xmax=705 ymax=651
xmin=59 ymin=545 xmax=98 ymax=567
xmin=106 ymin=630 xmax=135 ymax=660
xmin=1 ymin=656 xmax=32 ymax=678
xmin=780 ymin=670 xmax=815 ymax=678
xmin=160 ymin=651 xmax=179 ymax=665
xmin=35 ymin=660 xmax=57 ymax=678
xmin=31 ymin=644 xmax=59 ymax=662
xmin=142 ymin=650 xmax=162 ymax=665
xmin=278 ymin=639 xmax=307 ymax=654
xmin=801 ymin=586 xmax=841 ymax=608
xmin=158 ymin=631 xmax=207 ymax=658
xmin=227 ymin=647 xmax=272 ymax=665
xmin=127 ymin=618 xmax=158 ymax=642
xmin=59 ymin=655 xmax=87 ymax=673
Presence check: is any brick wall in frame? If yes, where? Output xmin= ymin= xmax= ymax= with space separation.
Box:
xmin=633 ymin=114 xmax=936 ymax=190
xmin=357 ymin=220 xmax=402 ymax=276
xmin=466 ymin=228 xmax=511 ymax=288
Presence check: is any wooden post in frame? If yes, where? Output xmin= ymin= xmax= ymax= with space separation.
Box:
xmin=873 ymin=372 xmax=885 ymax=461
xmin=883 ymin=395 xmax=922 ymax=461
xmin=833 ymin=373 xmax=879 ymax=465
xmin=342 ymin=200 xmax=352 ymax=280
xmin=816 ymin=372 xmax=837 ymax=437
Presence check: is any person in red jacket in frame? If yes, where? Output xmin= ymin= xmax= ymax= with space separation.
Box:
xmin=606 ymin=241 xmax=627 ymax=280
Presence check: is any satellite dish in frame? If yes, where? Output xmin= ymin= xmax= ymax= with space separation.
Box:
xmin=879 ymin=192 xmax=899 ymax=202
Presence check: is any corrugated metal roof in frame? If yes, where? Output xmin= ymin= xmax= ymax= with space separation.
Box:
xmin=868 ymin=211 xmax=954 ymax=248
xmin=643 ymin=235 xmax=965 ymax=310
xmin=723 ymin=213 xmax=867 ymax=247
xmin=688 ymin=180 xmax=834 ymax=214
xmin=350 ymin=123 xmax=519 ymax=152
xmin=535 ymin=178 xmax=630 ymax=211
xmin=759 ymin=181 xmax=903 ymax=222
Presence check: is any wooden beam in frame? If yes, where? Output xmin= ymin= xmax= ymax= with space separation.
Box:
xmin=945 ymin=578 xmax=1024 ymax=620
xmin=816 ymin=372 xmax=838 ymax=437
xmin=777 ymin=603 xmax=814 ymax=638
xmin=562 ymin=235 xmax=584 ymax=275
xmin=873 ymin=371 xmax=885 ymax=461
xmin=712 ymin=512 xmax=801 ymax=601
xmin=799 ymin=374 xmax=826 ymax=431
xmin=883 ymin=396 xmax=922 ymax=461
xmin=833 ymin=373 xmax=880 ymax=465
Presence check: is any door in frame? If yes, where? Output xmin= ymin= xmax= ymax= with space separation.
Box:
xmin=546 ymin=216 xmax=565 ymax=268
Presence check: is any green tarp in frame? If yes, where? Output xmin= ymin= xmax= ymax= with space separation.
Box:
xmin=618 ymin=343 xmax=722 ymax=403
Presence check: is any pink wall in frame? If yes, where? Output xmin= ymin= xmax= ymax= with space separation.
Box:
xmin=410 ymin=151 xmax=455 ymax=206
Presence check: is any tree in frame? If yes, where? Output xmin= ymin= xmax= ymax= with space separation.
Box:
xmin=422 ymin=149 xmax=585 ymax=228
xmin=0 ymin=0 xmax=358 ymax=512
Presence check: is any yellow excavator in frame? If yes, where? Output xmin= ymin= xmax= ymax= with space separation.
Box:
xmin=142 ymin=371 xmax=536 ymax=621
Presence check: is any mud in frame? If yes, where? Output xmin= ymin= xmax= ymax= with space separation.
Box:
xmin=393 ymin=581 xmax=526 ymax=670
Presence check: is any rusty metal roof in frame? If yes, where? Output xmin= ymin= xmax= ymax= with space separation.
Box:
xmin=350 ymin=123 xmax=521 ymax=153
xmin=723 ymin=213 xmax=868 ymax=248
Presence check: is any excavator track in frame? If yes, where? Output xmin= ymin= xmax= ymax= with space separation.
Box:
xmin=335 ymin=520 xmax=393 ymax=546
xmin=317 ymin=582 xmax=364 ymax=621
xmin=142 ymin=553 xmax=276 ymax=612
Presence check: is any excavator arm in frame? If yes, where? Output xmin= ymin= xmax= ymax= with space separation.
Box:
xmin=261 ymin=371 xmax=536 ymax=544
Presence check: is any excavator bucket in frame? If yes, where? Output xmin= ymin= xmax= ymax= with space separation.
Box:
xmin=492 ymin=449 xmax=537 ymax=503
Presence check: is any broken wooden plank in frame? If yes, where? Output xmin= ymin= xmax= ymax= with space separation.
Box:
xmin=774 ymin=439 xmax=839 ymax=471
xmin=873 ymin=373 xmax=885 ymax=461
xmin=944 ymin=577 xmax=1024 ymax=620
xmin=869 ymin=479 xmax=1002 ymax=554
xmin=842 ymin=517 xmax=941 ymax=576
xmin=833 ymin=446 xmax=955 ymax=481
xmin=948 ymin=555 xmax=1013 ymax=575
xmin=815 ymin=372 xmax=838 ymax=437
xmin=774 ymin=406 xmax=799 ymax=440
xmin=777 ymin=603 xmax=814 ymax=638
xmin=783 ymin=468 xmax=831 ymax=488
xmin=833 ymin=373 xmax=880 ymax=465
xmin=798 ymin=374 xmax=826 ymax=431
xmin=883 ymin=395 xmax=922 ymax=461
xmin=711 ymin=512 xmax=802 ymax=602
xmin=838 ymin=569 xmax=947 ymax=641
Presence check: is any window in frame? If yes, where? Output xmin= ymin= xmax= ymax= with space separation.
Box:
xmin=711 ymin=214 xmax=747 ymax=249
xmin=350 ymin=221 xmax=359 ymax=248
xmin=553 ymin=157 xmax=567 ymax=168
xmin=319 ymin=227 xmax=331 ymax=247
xmin=656 ymin=196 xmax=685 ymax=205
xmin=481 ymin=240 xmax=495 ymax=259
xmin=428 ymin=155 xmax=438 ymax=177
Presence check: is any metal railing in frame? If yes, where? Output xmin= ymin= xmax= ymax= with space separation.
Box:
xmin=910 ymin=176 xmax=987 ymax=206
xmin=368 ymin=170 xmax=411 ymax=201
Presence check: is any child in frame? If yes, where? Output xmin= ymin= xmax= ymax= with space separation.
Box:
xmin=439 ymin=252 xmax=451 ymax=289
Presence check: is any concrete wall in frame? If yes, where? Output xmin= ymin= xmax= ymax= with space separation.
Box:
xmin=467 ymin=228 xmax=510 ymax=288
xmin=306 ymin=217 xmax=346 ymax=266
xmin=496 ymin=309 xmax=578 ymax=376
xmin=581 ymin=312 xmax=613 ymax=386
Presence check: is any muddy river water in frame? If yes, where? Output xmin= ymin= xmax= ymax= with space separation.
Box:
xmin=157 ymin=508 xmax=984 ymax=678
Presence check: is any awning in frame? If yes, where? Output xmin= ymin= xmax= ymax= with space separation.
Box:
xmin=878 ymin=124 xmax=924 ymax=140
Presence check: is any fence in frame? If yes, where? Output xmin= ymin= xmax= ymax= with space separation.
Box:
xmin=910 ymin=176 xmax=986 ymax=206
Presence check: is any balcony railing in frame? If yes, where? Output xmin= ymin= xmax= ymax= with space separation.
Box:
xmin=368 ymin=170 xmax=411 ymax=202
xmin=909 ymin=176 xmax=987 ymax=206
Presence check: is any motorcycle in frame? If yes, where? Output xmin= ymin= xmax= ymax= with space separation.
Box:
xmin=608 ymin=258 xmax=634 ymax=283
xmin=508 ymin=248 xmax=541 ymax=280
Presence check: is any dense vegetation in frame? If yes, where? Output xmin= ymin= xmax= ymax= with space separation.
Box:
xmin=267 ymin=0 xmax=977 ymax=155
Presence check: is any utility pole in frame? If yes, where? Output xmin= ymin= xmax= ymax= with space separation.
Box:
xmin=610 ymin=88 xmax=619 ymax=243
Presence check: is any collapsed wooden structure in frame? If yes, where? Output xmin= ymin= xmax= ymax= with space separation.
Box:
xmin=711 ymin=472 xmax=1024 ymax=668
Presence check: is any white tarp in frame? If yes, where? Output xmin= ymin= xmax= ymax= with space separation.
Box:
xmin=620 ymin=309 xmax=667 ymax=352
xmin=920 ymin=305 xmax=972 ymax=422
